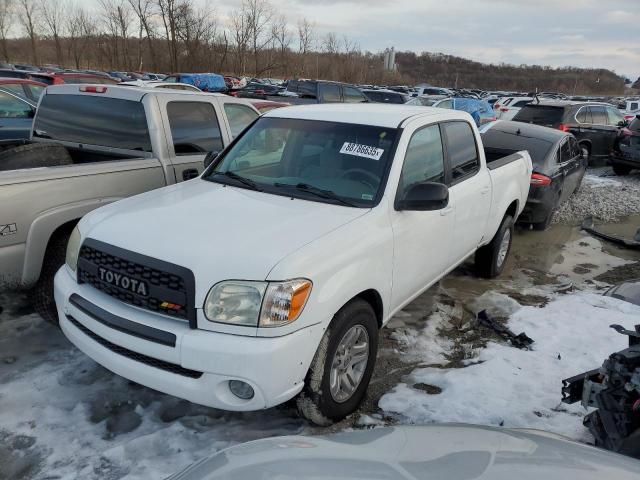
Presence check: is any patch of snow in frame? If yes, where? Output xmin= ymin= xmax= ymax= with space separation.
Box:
xmin=390 ymin=309 xmax=453 ymax=365
xmin=0 ymin=300 xmax=305 ymax=480
xmin=379 ymin=292 xmax=640 ymax=441
xmin=583 ymin=174 xmax=622 ymax=188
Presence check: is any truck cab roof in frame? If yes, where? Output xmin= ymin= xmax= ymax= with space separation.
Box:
xmin=43 ymin=84 xmax=228 ymax=102
xmin=262 ymin=103 xmax=472 ymax=129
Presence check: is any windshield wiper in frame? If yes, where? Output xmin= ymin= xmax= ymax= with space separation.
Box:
xmin=274 ymin=182 xmax=357 ymax=207
xmin=210 ymin=170 xmax=261 ymax=191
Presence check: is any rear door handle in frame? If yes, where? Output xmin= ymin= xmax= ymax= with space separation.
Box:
xmin=440 ymin=206 xmax=454 ymax=216
xmin=480 ymin=186 xmax=490 ymax=195
xmin=182 ymin=168 xmax=199 ymax=180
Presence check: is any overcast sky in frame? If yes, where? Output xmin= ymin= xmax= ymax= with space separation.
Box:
xmin=90 ymin=0 xmax=640 ymax=80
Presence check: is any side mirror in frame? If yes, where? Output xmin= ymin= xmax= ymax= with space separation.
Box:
xmin=618 ymin=120 xmax=628 ymax=128
xmin=396 ymin=182 xmax=449 ymax=211
xmin=203 ymin=151 xmax=219 ymax=169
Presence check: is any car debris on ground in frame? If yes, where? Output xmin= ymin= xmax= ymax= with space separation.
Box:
xmin=581 ymin=216 xmax=640 ymax=250
xmin=562 ymin=323 xmax=640 ymax=458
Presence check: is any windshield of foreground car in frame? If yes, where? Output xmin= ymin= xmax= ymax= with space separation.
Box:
xmin=204 ymin=117 xmax=399 ymax=207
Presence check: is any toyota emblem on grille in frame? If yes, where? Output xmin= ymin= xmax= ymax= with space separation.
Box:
xmin=98 ymin=267 xmax=149 ymax=296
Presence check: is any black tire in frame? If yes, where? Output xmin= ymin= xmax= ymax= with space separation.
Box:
xmin=296 ymin=299 xmax=378 ymax=425
xmin=532 ymin=211 xmax=553 ymax=231
xmin=31 ymin=231 xmax=70 ymax=326
xmin=475 ymin=214 xmax=514 ymax=278
xmin=612 ymin=164 xmax=631 ymax=176
xmin=0 ymin=143 xmax=72 ymax=172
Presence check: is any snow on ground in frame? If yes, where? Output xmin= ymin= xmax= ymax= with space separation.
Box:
xmin=379 ymin=292 xmax=640 ymax=441
xmin=0 ymin=299 xmax=304 ymax=480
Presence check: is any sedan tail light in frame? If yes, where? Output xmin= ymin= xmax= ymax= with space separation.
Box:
xmin=558 ymin=124 xmax=570 ymax=132
xmin=500 ymin=107 xmax=509 ymax=112
xmin=530 ymin=173 xmax=551 ymax=186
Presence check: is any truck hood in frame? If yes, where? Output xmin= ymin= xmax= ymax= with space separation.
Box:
xmin=81 ymin=179 xmax=368 ymax=303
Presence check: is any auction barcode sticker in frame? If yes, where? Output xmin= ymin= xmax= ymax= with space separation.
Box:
xmin=340 ymin=142 xmax=384 ymax=160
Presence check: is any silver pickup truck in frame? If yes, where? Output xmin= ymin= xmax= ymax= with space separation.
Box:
xmin=0 ymin=84 xmax=260 ymax=322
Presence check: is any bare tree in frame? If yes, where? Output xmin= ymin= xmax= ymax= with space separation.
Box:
xmin=127 ymin=0 xmax=156 ymax=70
xmin=271 ymin=14 xmax=289 ymax=74
xmin=245 ymin=0 xmax=274 ymax=75
xmin=230 ymin=4 xmax=250 ymax=74
xmin=41 ymin=0 xmax=64 ymax=65
xmin=99 ymin=0 xmax=134 ymax=69
xmin=156 ymin=0 xmax=190 ymax=72
xmin=66 ymin=3 xmax=91 ymax=69
xmin=17 ymin=0 xmax=39 ymax=64
xmin=296 ymin=17 xmax=314 ymax=75
xmin=0 ymin=0 xmax=13 ymax=61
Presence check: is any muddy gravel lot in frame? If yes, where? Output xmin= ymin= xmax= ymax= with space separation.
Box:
xmin=1 ymin=168 xmax=640 ymax=479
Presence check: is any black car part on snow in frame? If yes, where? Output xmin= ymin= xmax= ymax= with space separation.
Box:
xmin=476 ymin=310 xmax=534 ymax=349
xmin=581 ymin=216 xmax=640 ymax=250
xmin=562 ymin=324 xmax=640 ymax=458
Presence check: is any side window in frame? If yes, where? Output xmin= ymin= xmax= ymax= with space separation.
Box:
xmin=0 ymin=91 xmax=32 ymax=118
xmin=319 ymin=83 xmax=341 ymax=103
xmin=442 ymin=121 xmax=479 ymax=182
xmin=576 ymin=107 xmax=591 ymax=124
xmin=437 ymin=99 xmax=453 ymax=109
xmin=589 ymin=106 xmax=607 ymax=125
xmin=630 ymin=102 xmax=638 ymax=111
xmin=167 ymin=101 xmax=223 ymax=155
xmin=398 ymin=125 xmax=445 ymax=196
xmin=164 ymin=76 xmax=178 ymax=83
xmin=560 ymin=139 xmax=572 ymax=163
xmin=224 ymin=103 xmax=259 ymax=138
xmin=606 ymin=107 xmax=624 ymax=126
xmin=512 ymin=100 xmax=531 ymax=108
xmin=503 ymin=98 xmax=513 ymax=106
xmin=343 ymin=86 xmax=367 ymax=103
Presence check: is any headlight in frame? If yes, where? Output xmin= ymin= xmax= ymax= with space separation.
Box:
xmin=204 ymin=281 xmax=267 ymax=326
xmin=203 ymin=279 xmax=312 ymax=328
xmin=65 ymin=226 xmax=81 ymax=273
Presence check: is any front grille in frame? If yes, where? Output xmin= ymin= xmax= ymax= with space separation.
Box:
xmin=77 ymin=238 xmax=196 ymax=327
xmin=67 ymin=315 xmax=203 ymax=379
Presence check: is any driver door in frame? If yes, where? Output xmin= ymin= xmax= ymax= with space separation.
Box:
xmin=390 ymin=123 xmax=453 ymax=311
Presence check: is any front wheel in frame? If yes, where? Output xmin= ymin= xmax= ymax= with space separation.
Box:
xmin=475 ymin=214 xmax=514 ymax=278
xmin=297 ymin=299 xmax=378 ymax=425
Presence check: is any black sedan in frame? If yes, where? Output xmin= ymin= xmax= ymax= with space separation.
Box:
xmin=232 ymin=82 xmax=282 ymax=100
xmin=482 ymin=121 xmax=586 ymax=230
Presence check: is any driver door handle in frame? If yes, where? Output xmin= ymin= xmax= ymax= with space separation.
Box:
xmin=480 ymin=186 xmax=490 ymax=196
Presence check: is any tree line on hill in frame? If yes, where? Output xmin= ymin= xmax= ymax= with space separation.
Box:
xmin=0 ymin=0 xmax=631 ymax=94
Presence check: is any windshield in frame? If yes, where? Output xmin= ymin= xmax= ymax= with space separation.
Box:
xmin=204 ymin=117 xmax=399 ymax=207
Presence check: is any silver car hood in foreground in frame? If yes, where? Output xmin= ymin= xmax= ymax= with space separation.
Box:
xmin=167 ymin=424 xmax=640 ymax=480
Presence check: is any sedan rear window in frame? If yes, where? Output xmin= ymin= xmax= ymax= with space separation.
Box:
xmin=512 ymin=105 xmax=564 ymax=127
xmin=34 ymin=94 xmax=152 ymax=152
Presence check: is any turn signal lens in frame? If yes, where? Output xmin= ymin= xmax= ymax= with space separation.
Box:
xmin=259 ymin=279 xmax=312 ymax=327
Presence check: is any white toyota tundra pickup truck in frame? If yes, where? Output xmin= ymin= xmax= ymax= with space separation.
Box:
xmin=54 ymin=104 xmax=532 ymax=424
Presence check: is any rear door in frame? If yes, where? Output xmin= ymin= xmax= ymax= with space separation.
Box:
xmin=583 ymin=106 xmax=616 ymax=157
xmin=157 ymin=96 xmax=231 ymax=182
xmin=442 ymin=121 xmax=492 ymax=265
xmin=318 ymin=83 xmax=342 ymax=103
xmin=558 ymin=137 xmax=582 ymax=200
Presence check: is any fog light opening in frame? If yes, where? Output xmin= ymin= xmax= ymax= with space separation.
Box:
xmin=229 ymin=380 xmax=255 ymax=400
